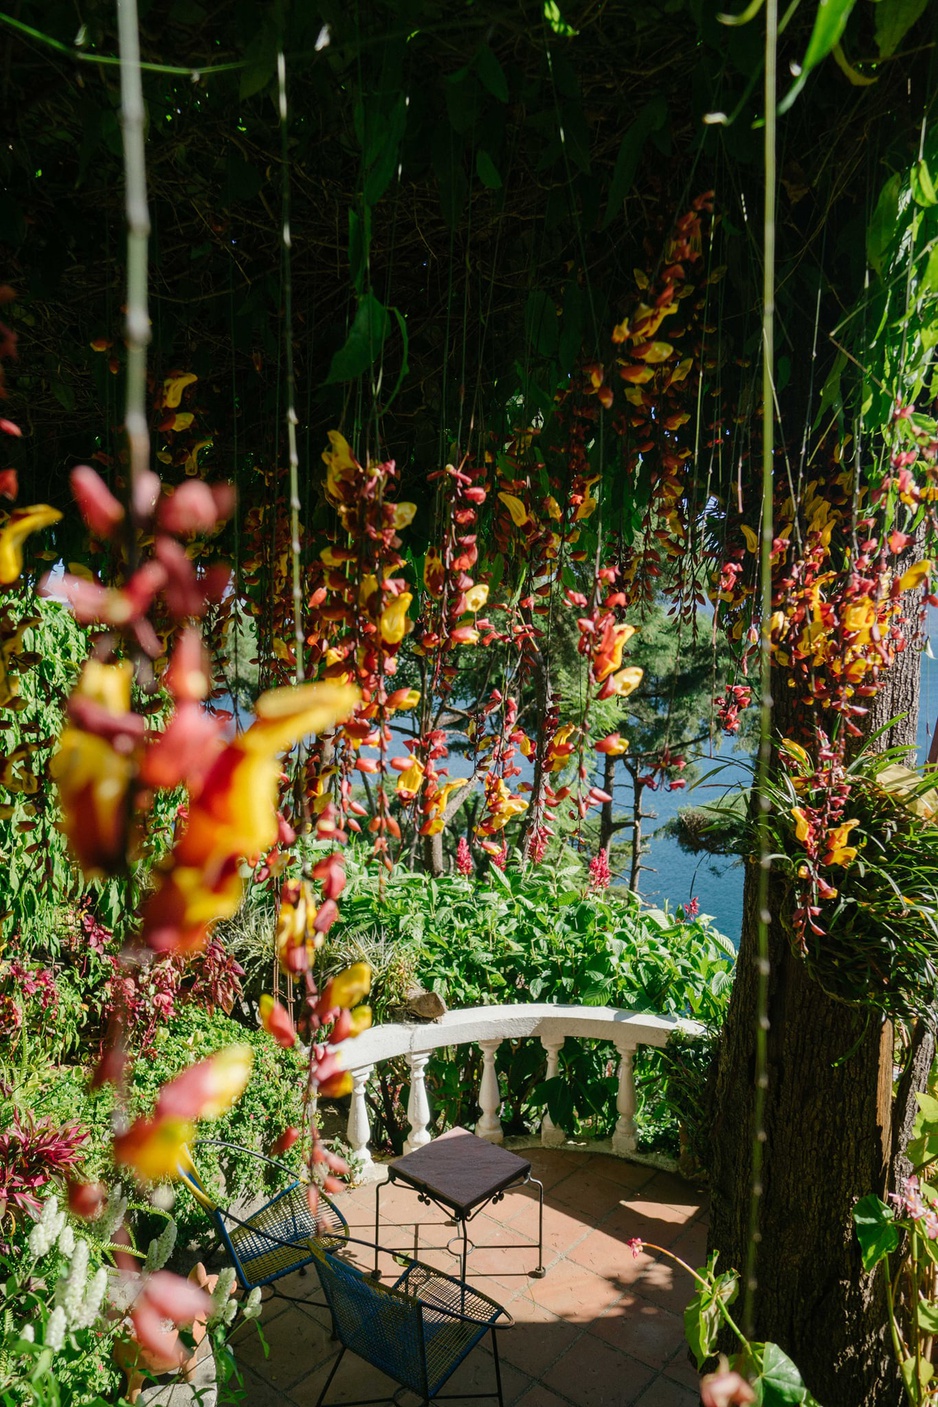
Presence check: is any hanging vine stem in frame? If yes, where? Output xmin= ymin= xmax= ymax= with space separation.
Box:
xmin=116 ymin=0 xmax=151 ymax=535
xmin=278 ymin=50 xmax=305 ymax=694
xmin=744 ymin=0 xmax=777 ymax=1338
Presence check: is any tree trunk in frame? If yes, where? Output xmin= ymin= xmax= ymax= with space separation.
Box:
xmin=709 ymin=629 xmax=923 ymax=1406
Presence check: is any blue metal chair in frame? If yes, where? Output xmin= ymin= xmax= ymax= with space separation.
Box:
xmin=178 ymin=1138 xmax=348 ymax=1295
xmin=310 ymin=1238 xmax=512 ymax=1407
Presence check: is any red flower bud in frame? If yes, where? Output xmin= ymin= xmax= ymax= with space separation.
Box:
xmin=71 ymin=465 xmax=125 ymax=539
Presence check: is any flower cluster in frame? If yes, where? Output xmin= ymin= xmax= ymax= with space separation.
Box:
xmin=588 ymin=849 xmax=611 ymax=890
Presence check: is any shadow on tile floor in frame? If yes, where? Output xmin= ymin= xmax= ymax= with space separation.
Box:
xmin=218 ymin=1147 xmax=706 ymax=1407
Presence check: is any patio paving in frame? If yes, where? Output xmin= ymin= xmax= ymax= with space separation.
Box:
xmin=222 ymin=1146 xmax=708 ymax=1407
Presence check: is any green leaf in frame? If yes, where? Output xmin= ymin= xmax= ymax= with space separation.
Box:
xmin=325 ymin=293 xmax=390 ymax=383
xmin=902 ymin=1355 xmax=935 ymax=1395
xmin=543 ymin=0 xmax=578 ymax=36
xmin=759 ymin=1341 xmax=809 ymax=1406
xmin=803 ymin=0 xmax=857 ymax=72
xmin=875 ymin=0 xmax=929 ymax=58
xmin=476 ymin=150 xmax=503 ymax=189
xmin=683 ymin=1253 xmax=739 ymax=1367
xmin=363 ymin=97 xmax=407 ymax=206
xmin=525 ymin=289 xmax=558 ymax=358
xmin=474 ymin=45 xmax=509 ymax=103
xmin=853 ymin=1193 xmax=900 ymax=1271
xmin=778 ymin=0 xmax=857 ymax=112
xmin=917 ymin=1301 xmax=938 ymax=1334
xmin=378 ymin=307 xmax=410 ymax=415
xmin=867 ymin=173 xmax=901 ymax=275
xmin=912 ymin=158 xmax=938 ymax=208
xmin=601 ymin=98 xmax=668 ymax=230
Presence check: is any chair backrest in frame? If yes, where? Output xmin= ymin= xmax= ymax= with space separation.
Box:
xmin=310 ymin=1244 xmax=428 ymax=1398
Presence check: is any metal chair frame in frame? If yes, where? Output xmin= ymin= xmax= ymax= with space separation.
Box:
xmin=310 ymin=1235 xmax=513 ymax=1407
xmin=177 ymin=1137 xmax=348 ymax=1299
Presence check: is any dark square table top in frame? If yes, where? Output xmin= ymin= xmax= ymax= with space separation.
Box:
xmin=387 ymin=1127 xmax=532 ymax=1218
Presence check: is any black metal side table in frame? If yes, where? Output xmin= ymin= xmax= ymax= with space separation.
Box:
xmin=373 ymin=1126 xmax=545 ymax=1281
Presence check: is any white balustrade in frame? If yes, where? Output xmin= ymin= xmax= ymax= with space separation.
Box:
xmin=348 ymin=1064 xmax=375 ymax=1175
xmin=475 ymin=1038 xmax=504 ymax=1143
xmin=404 ymin=1051 xmax=432 ymax=1153
xmin=539 ymin=1035 xmax=566 ymax=1148
xmin=611 ymin=1042 xmax=638 ymax=1157
xmin=343 ymin=1003 xmax=702 ymax=1176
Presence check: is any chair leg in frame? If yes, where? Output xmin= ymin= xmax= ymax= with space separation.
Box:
xmin=373 ymin=1179 xmax=384 ymax=1278
xmin=530 ymin=1176 xmax=546 ymax=1278
xmin=315 ymin=1347 xmax=346 ymax=1407
xmin=491 ymin=1329 xmax=504 ymax=1407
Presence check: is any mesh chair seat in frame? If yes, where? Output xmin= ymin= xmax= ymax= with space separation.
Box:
xmin=310 ymin=1241 xmax=508 ymax=1407
xmin=178 ymin=1139 xmax=348 ymax=1293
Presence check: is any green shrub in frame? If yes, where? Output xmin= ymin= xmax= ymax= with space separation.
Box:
xmin=30 ymin=1005 xmax=306 ymax=1250
xmin=318 ymin=845 xmax=734 ymax=1160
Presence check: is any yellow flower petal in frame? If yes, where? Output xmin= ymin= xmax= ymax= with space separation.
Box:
xmin=899 ymin=560 xmax=932 ymax=592
xmin=249 ymin=682 xmax=361 ymax=753
xmin=464 ymin=583 xmax=489 ymax=612
xmin=162 ymin=372 xmax=198 ymax=409
xmin=0 ymin=505 xmax=62 ymax=585
xmin=391 ymin=502 xmax=417 ymax=530
xmin=330 ymin=962 xmax=372 ymax=1009
xmin=379 ymin=592 xmax=413 ymax=646
xmin=498 ymin=492 xmax=529 ymax=528
xmin=740 ymin=524 xmax=759 ymax=554
xmin=608 ymin=665 xmax=644 ymax=697
xmin=396 ymin=758 xmax=425 ymax=795
xmin=114 ymin=1116 xmax=196 ymax=1182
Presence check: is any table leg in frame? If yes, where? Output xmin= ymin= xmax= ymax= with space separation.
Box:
xmin=461 ymin=1216 xmax=469 ymax=1286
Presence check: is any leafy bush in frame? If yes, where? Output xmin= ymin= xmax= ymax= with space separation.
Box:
xmin=27 ymin=1005 xmax=305 ymax=1251
xmin=318 ymin=846 xmax=734 ymax=1159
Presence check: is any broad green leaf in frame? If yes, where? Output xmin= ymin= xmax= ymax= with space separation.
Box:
xmin=915 ymin=1091 xmax=938 ymax=1131
xmin=543 ymin=0 xmax=578 ymax=36
xmin=379 ymin=307 xmax=410 ymax=415
xmin=853 ymin=1193 xmax=899 ymax=1271
xmin=912 ymin=158 xmax=938 ymax=208
xmin=803 ymin=0 xmax=857 ymax=72
xmin=923 ymin=244 xmax=938 ymax=296
xmin=902 ymin=1355 xmax=934 ymax=1394
xmin=684 ymin=1253 xmax=739 ymax=1368
xmin=325 ymin=293 xmax=390 ymax=383
xmin=602 ymin=97 xmax=668 ymax=230
xmin=759 ymin=1341 xmax=809 ymax=1406
xmin=779 ymin=0 xmax=857 ymax=112
xmin=363 ymin=97 xmax=407 ymax=206
xmin=476 ymin=150 xmax=503 ymax=189
xmin=875 ymin=0 xmax=929 ymax=58
xmin=525 ymin=290 xmax=559 ymax=358
xmin=867 ymin=173 xmax=901 ymax=275
xmin=916 ymin=1300 xmax=938 ymax=1334
xmin=474 ymin=45 xmax=509 ymax=103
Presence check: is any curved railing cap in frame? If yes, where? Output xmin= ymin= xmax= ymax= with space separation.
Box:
xmin=345 ymin=1002 xmax=704 ymax=1070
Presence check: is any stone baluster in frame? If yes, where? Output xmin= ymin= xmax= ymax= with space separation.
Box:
xmin=475 ymin=1038 xmax=504 ymax=1143
xmin=404 ymin=1051 xmax=432 ymax=1153
xmin=539 ymin=1035 xmax=566 ymax=1148
xmin=347 ymin=1065 xmax=374 ymax=1177
xmin=611 ymin=1042 xmax=638 ymax=1157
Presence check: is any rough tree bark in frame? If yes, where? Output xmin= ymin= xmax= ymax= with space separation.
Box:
xmin=709 ymin=630 xmax=924 ymax=1407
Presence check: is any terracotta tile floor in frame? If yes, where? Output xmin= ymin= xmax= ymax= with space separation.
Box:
xmin=222 ymin=1146 xmax=707 ymax=1407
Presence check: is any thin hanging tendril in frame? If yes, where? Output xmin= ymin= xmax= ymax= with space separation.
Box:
xmin=744 ymin=0 xmax=777 ymax=1338
xmin=278 ymin=50 xmax=304 ymax=691
xmin=116 ymin=0 xmax=150 ymax=547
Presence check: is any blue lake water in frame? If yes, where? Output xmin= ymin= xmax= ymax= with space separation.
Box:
xmin=634 ymin=641 xmax=938 ymax=946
